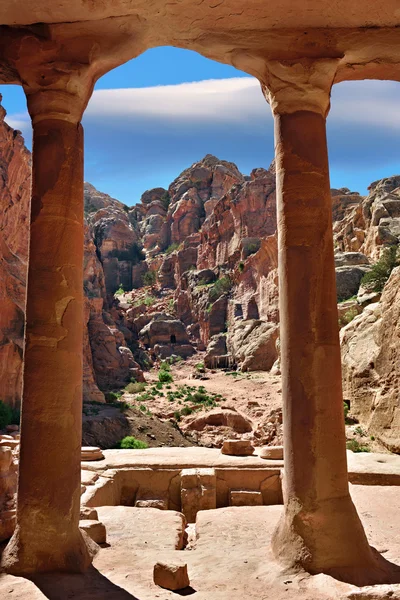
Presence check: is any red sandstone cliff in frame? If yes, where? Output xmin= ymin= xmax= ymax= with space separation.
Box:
xmin=0 ymin=100 xmax=143 ymax=406
xmin=1 ymin=98 xmax=399 ymax=450
xmin=0 ymin=98 xmax=31 ymax=408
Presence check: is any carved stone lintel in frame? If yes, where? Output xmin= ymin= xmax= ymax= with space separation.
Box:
xmin=261 ymin=58 xmax=340 ymax=117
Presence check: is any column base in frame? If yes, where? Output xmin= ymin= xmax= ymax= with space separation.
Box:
xmin=272 ymin=494 xmax=399 ymax=586
xmin=1 ymin=526 xmax=98 ymax=575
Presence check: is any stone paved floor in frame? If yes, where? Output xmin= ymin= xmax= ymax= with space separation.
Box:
xmin=1 ymin=484 xmax=400 ymax=599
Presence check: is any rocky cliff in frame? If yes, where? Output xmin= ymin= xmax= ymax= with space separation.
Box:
xmin=0 ymin=99 xmax=31 ymax=408
xmin=0 ymin=95 xmax=399 ymax=451
xmin=0 ymin=98 xmax=143 ymax=406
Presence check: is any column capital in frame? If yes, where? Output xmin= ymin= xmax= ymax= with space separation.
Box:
xmin=261 ymin=58 xmax=340 ymax=118
xmin=24 ymin=76 xmax=93 ymax=125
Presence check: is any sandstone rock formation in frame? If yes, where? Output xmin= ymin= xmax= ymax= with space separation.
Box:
xmin=341 ymin=267 xmax=400 ymax=452
xmin=0 ymin=98 xmax=31 ymax=408
xmin=0 ymin=102 xmax=144 ymax=407
xmin=1 ymin=98 xmax=399 ymax=456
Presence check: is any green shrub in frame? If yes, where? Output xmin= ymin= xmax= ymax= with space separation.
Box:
xmin=0 ymin=401 xmax=12 ymax=430
xmin=160 ymin=361 xmax=171 ymax=371
xmin=238 ymin=261 xmax=245 ymax=272
xmin=181 ymin=406 xmax=193 ymax=416
xmin=105 ymin=391 xmax=122 ymax=402
xmin=143 ymin=294 xmax=156 ymax=306
xmin=354 ymin=425 xmax=367 ymax=437
xmin=165 ymin=243 xmax=179 ymax=255
xmin=346 ymin=439 xmax=370 ymax=453
xmin=161 ymin=191 xmax=171 ymax=211
xmin=115 ymin=284 xmax=124 ymax=296
xmin=361 ymin=245 xmax=399 ymax=292
xmin=125 ymin=382 xmax=147 ymax=394
xmin=339 ymin=307 xmax=358 ymax=328
xmin=209 ymin=275 xmax=232 ymax=303
xmin=246 ymin=241 xmax=260 ymax=255
xmin=173 ymin=410 xmax=181 ymax=421
xmin=159 ymin=370 xmax=173 ymax=383
xmin=119 ymin=436 xmax=148 ymax=449
xmin=195 ymin=362 xmax=205 ymax=372
xmin=143 ymin=270 xmax=157 ymax=286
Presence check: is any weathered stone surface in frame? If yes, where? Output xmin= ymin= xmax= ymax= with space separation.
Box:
xmin=230 ymin=490 xmax=263 ymax=506
xmin=185 ymin=408 xmax=253 ymax=434
xmin=259 ymin=446 xmax=284 ymax=460
xmin=153 ymin=561 xmax=190 ymax=591
xmin=79 ymin=520 xmax=107 ymax=545
xmin=0 ymin=98 xmax=31 ymax=408
xmin=341 ymin=267 xmax=400 ymax=452
xmin=204 ymin=333 xmax=229 ymax=368
xmin=140 ymin=318 xmax=190 ymax=347
xmin=81 ymin=447 xmax=105 ymax=461
xmin=227 ymin=320 xmax=279 ymax=372
xmin=221 ymin=439 xmax=255 ymax=456
xmin=181 ymin=468 xmax=216 ymax=522
xmin=335 ymin=265 xmax=370 ymax=301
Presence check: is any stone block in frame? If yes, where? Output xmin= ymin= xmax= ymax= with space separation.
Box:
xmin=79 ymin=519 xmax=107 ymax=544
xmin=80 ymin=506 xmax=99 ymax=520
xmin=230 ymin=490 xmax=263 ymax=507
xmin=221 ymin=439 xmax=254 ymax=456
xmin=260 ymin=446 xmax=283 ymax=460
xmin=181 ymin=468 xmax=216 ymax=523
xmin=81 ymin=446 xmax=104 ymax=461
xmin=153 ymin=561 xmax=190 ymax=591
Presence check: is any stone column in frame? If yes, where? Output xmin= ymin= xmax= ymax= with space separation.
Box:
xmin=2 ymin=91 xmax=96 ymax=574
xmin=262 ymin=60 xmax=389 ymax=584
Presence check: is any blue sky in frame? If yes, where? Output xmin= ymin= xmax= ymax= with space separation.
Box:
xmin=1 ymin=47 xmax=400 ymax=206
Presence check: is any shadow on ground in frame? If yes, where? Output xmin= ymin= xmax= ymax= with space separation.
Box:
xmin=28 ymin=567 xmax=141 ymax=600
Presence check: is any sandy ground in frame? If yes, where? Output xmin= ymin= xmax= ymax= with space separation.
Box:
xmin=1 ymin=484 xmax=400 ymax=599
xmin=121 ymin=355 xmax=388 ymax=453
xmin=123 ymin=354 xmax=283 ymax=448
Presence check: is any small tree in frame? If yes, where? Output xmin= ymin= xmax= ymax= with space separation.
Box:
xmin=361 ymin=245 xmax=399 ymax=293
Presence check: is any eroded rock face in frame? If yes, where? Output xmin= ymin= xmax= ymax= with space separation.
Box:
xmin=0 ymin=98 xmax=31 ymax=408
xmin=341 ymin=267 xmax=400 ymax=452
xmin=0 ymin=103 xmax=144 ymax=406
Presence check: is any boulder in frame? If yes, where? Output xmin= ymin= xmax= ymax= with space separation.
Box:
xmin=185 ymin=408 xmax=252 ymax=434
xmin=335 ymin=265 xmax=370 ymax=301
xmin=227 ymin=320 xmax=279 ymax=372
xmin=153 ymin=561 xmax=190 ymax=591
xmin=204 ymin=333 xmax=229 ymax=368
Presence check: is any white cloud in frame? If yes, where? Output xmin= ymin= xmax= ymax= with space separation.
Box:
xmin=86 ymin=78 xmax=266 ymax=123
xmin=6 ymin=77 xmax=400 ymax=133
xmin=3 ymin=77 xmax=400 ymax=202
